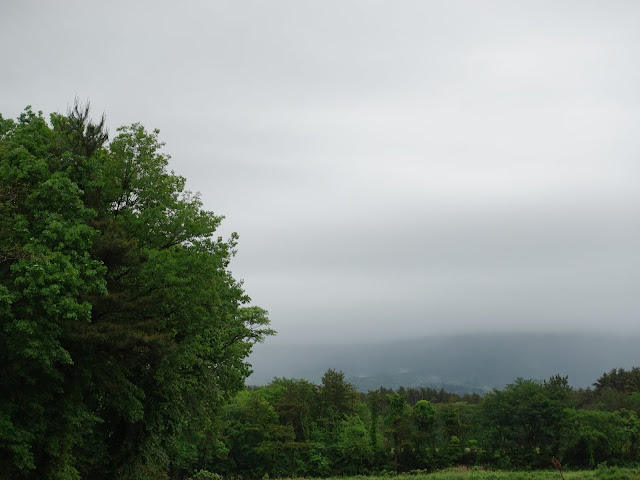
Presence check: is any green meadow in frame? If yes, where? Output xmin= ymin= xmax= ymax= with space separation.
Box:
xmin=321 ymin=468 xmax=640 ymax=480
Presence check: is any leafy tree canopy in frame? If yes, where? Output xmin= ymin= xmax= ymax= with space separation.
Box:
xmin=0 ymin=104 xmax=273 ymax=480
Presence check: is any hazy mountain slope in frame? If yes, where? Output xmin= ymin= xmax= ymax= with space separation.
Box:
xmin=247 ymin=333 xmax=640 ymax=391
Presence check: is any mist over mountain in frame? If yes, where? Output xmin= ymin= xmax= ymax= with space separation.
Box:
xmin=247 ymin=332 xmax=640 ymax=392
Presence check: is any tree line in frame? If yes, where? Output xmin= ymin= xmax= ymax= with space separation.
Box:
xmin=199 ymin=367 xmax=640 ymax=478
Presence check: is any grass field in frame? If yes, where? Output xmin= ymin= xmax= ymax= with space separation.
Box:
xmin=319 ymin=467 xmax=640 ymax=480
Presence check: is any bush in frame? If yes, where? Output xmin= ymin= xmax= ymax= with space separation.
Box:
xmin=188 ymin=470 xmax=223 ymax=480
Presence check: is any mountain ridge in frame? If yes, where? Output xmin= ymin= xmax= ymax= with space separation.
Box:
xmin=247 ymin=332 xmax=640 ymax=392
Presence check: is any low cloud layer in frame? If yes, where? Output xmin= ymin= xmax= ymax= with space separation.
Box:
xmin=3 ymin=1 xmax=639 ymax=344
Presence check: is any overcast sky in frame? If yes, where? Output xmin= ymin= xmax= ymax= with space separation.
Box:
xmin=2 ymin=1 xmax=640 ymax=344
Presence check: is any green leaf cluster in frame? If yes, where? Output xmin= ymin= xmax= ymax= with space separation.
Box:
xmin=0 ymin=105 xmax=273 ymax=480
xmin=205 ymin=366 xmax=640 ymax=478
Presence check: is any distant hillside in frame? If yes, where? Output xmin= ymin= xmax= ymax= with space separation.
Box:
xmin=246 ymin=332 xmax=640 ymax=392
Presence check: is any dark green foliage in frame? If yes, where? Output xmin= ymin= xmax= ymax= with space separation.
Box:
xmin=215 ymin=367 xmax=640 ymax=478
xmin=320 ymin=369 xmax=358 ymax=426
xmin=594 ymin=368 xmax=640 ymax=394
xmin=384 ymin=394 xmax=414 ymax=471
xmin=480 ymin=378 xmax=569 ymax=468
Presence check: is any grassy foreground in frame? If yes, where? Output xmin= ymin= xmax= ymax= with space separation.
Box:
xmin=319 ymin=467 xmax=640 ymax=480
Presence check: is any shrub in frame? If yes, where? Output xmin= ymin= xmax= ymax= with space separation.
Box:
xmin=188 ymin=470 xmax=223 ymax=480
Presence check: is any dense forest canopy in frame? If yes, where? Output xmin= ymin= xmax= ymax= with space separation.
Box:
xmin=220 ymin=368 xmax=640 ymax=478
xmin=0 ymin=105 xmax=273 ymax=480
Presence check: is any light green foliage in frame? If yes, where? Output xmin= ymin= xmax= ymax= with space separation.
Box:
xmin=560 ymin=409 xmax=631 ymax=468
xmin=0 ymin=105 xmax=272 ymax=480
xmin=413 ymin=400 xmax=436 ymax=429
xmin=187 ymin=471 xmax=222 ymax=480
xmin=315 ymin=468 xmax=640 ymax=480
xmin=220 ymin=390 xmax=294 ymax=478
xmin=0 ymin=107 xmax=107 ymax=480
xmin=438 ymin=469 xmax=638 ymax=479
xmin=337 ymin=415 xmax=372 ymax=474
xmin=308 ymin=428 xmax=332 ymax=477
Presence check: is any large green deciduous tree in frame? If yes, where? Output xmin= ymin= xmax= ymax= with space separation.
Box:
xmin=0 ymin=105 xmax=273 ymax=480
xmin=480 ymin=378 xmax=567 ymax=469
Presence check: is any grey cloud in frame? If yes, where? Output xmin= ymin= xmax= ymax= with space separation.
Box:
xmin=2 ymin=0 xmax=640 ymax=346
